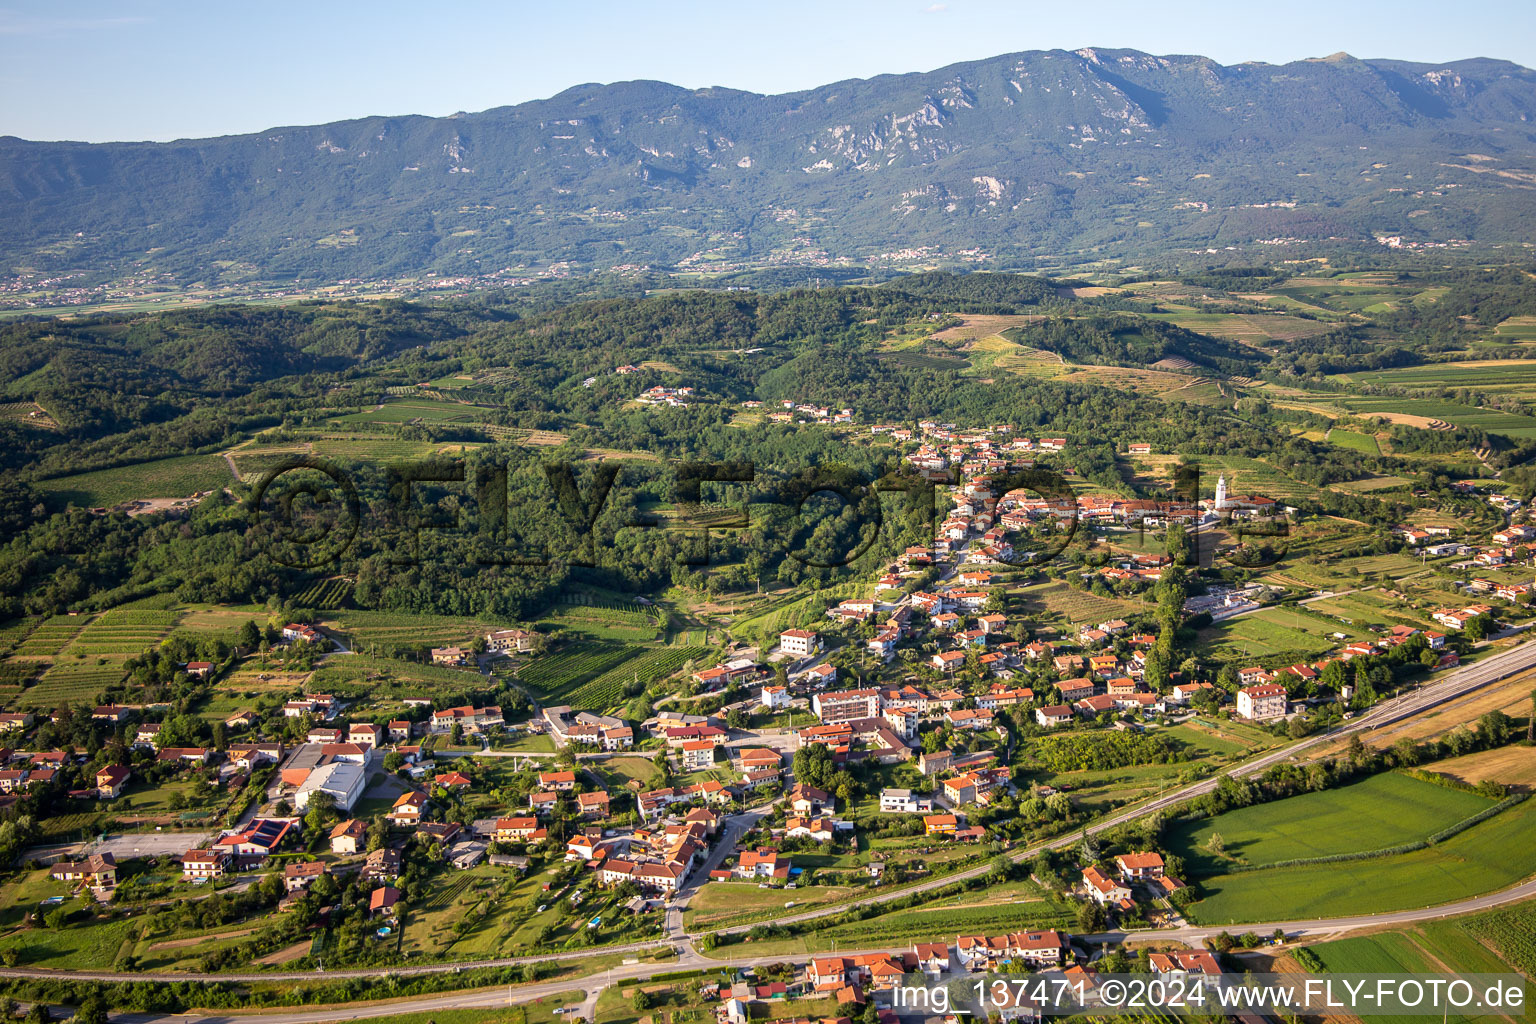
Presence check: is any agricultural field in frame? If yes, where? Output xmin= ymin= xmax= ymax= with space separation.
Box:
xmin=331 ymin=397 xmax=499 ymax=426
xmin=1324 ymin=427 xmax=1381 ymax=454
xmin=683 ymin=881 xmax=858 ymax=932
xmin=1464 ymin=901 xmax=1536 ymax=979
xmin=1494 ymin=315 xmax=1536 ymax=341
xmin=1011 ymin=580 xmax=1148 ymax=629
xmin=8 ymin=616 xmax=89 ymax=659
xmin=730 ymin=582 xmax=867 ymax=639
xmin=1126 ymin=453 xmax=1323 ymax=505
xmin=306 ymin=653 xmax=484 ymax=698
xmin=1144 ymin=311 xmax=1336 ymax=344
xmin=1195 ymin=605 xmax=1368 ymax=664
xmin=0 ymin=401 xmax=59 ymax=429
xmin=535 ymin=595 xmax=663 ymax=642
xmin=35 ymin=453 xmax=230 ymax=507
xmin=289 ymin=577 xmax=353 ymax=609
xmin=516 ymin=642 xmax=705 ymax=710
xmin=1339 ymin=359 xmax=1536 ymax=396
xmin=1182 ymin=783 xmax=1536 ymax=925
xmin=323 ymin=609 xmax=508 ymax=651
xmin=1169 ymin=772 xmax=1492 ymax=876
xmin=1426 ymin=746 xmax=1536 ymax=791
xmin=1336 ymin=395 xmax=1536 ymax=439
xmin=309 ymin=435 xmax=466 ymax=461
xmin=1302 ymin=919 xmax=1530 ymax=1024
xmin=1298 ymin=589 xmax=1444 ymax=632
xmin=1349 ymin=671 xmax=1536 ymax=751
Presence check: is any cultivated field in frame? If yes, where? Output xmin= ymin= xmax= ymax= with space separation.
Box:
xmin=35 ymin=454 xmax=229 ymax=507
xmin=1427 ymin=746 xmax=1536 ymax=791
xmin=1169 ymin=772 xmax=1491 ymax=876
xmin=1184 ymin=790 xmax=1536 ymax=925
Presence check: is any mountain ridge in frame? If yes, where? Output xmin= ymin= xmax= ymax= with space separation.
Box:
xmin=4 ymin=47 xmax=1535 ymax=287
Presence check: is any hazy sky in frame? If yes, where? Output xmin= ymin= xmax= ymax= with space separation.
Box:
xmin=4 ymin=0 xmax=1534 ymax=143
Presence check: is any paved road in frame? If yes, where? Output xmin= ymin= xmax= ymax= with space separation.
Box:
xmin=61 ymin=866 xmax=1536 ymax=1024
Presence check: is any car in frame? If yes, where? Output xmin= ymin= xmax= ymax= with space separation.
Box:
xmin=537 ymin=904 xmax=547 ymax=913
xmin=786 ymin=883 xmax=797 ymax=889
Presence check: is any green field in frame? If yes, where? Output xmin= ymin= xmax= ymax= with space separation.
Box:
xmin=1341 ymin=360 xmax=1536 ymax=393
xmin=1336 ymin=395 xmax=1536 ymax=439
xmin=1325 ymin=427 xmax=1381 ymax=454
xmin=1196 ymin=605 xmax=1367 ymax=663
xmin=36 ymin=454 xmax=229 ymax=506
xmin=1183 ymin=785 xmax=1536 ymax=925
xmin=1305 ymin=930 xmax=1524 ymax=1024
xmin=516 ymin=642 xmax=705 ymax=710
xmin=332 ymin=398 xmax=499 ymax=425
xmin=1171 ymin=773 xmax=1492 ymax=876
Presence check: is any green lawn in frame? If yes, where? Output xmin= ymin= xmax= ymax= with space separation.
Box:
xmin=1170 ymin=772 xmax=1491 ymax=876
xmin=1183 ymin=791 xmax=1536 ymax=925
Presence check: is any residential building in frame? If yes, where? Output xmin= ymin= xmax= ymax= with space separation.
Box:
xmin=778 ymin=629 xmax=821 ymax=659
xmin=1236 ymin=683 xmax=1288 ymax=721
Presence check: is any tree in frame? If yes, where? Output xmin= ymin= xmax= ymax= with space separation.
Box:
xmin=238 ymin=619 xmax=261 ymax=651
xmin=1076 ymin=900 xmax=1107 ymax=932
xmin=75 ymin=995 xmax=108 ymax=1024
xmin=1479 ymin=709 xmax=1513 ymax=748
xmin=1205 ymin=831 xmax=1225 ymax=856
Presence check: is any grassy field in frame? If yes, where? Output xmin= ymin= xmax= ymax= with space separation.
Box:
xmin=683 ymin=881 xmax=858 ymax=931
xmin=1170 ymin=772 xmax=1492 ymax=876
xmin=596 ymin=755 xmax=663 ymax=791
xmin=1325 ymin=427 xmax=1381 ymax=454
xmin=36 ymin=454 xmax=229 ymax=506
xmin=1183 ymin=789 xmax=1536 ymax=925
xmin=1196 ymin=605 xmax=1367 ymax=663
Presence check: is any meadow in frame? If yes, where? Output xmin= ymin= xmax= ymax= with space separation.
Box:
xmin=1196 ymin=605 xmax=1367 ymax=664
xmin=1182 ymin=788 xmax=1536 ymax=925
xmin=1168 ymin=772 xmax=1492 ymax=876
xmin=1324 ymin=427 xmax=1381 ymax=454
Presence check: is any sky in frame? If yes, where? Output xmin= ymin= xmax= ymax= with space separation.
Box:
xmin=4 ymin=0 xmax=1535 ymax=143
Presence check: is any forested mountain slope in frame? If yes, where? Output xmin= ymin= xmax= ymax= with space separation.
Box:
xmin=3 ymin=50 xmax=1535 ymax=284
